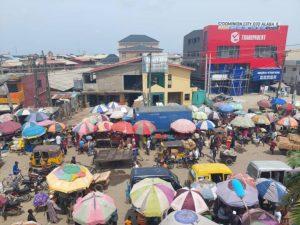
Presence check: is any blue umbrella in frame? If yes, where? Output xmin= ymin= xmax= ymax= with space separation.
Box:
xmin=90 ymin=104 xmax=108 ymax=114
xmin=218 ymin=104 xmax=234 ymax=113
xmin=196 ymin=120 xmax=215 ymax=130
xmin=256 ymin=178 xmax=287 ymax=203
xmin=22 ymin=124 xmax=46 ymax=139
xmin=22 ymin=122 xmax=37 ymax=130
xmin=25 ymin=112 xmax=49 ymax=122
xmin=271 ymin=98 xmax=286 ymax=106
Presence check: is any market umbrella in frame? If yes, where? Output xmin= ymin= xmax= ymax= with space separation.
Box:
xmin=111 ymin=121 xmax=133 ymax=134
xmin=216 ymin=179 xmax=258 ymax=208
xmin=160 ymin=209 xmax=218 ymax=225
xmin=282 ymin=103 xmax=294 ymax=112
xmin=188 ymin=105 xmax=199 ymax=112
xmin=228 ymin=173 xmax=256 ymax=187
xmin=90 ymin=104 xmax=108 ymax=114
xmin=96 ymin=114 xmax=110 ymax=122
xmin=294 ymin=113 xmax=300 ymax=121
xmin=83 ymin=115 xmax=100 ymax=125
xmin=171 ymin=119 xmax=196 ymax=134
xmin=14 ymin=108 xmax=34 ymax=117
xmin=0 ymin=121 xmax=21 ymax=136
xmin=277 ymin=116 xmax=298 ymax=128
xmin=33 ymin=192 xmax=49 ymax=207
xmin=25 ymin=112 xmax=49 ymax=122
xmin=72 ymin=191 xmax=116 ymax=225
xmin=97 ymin=121 xmax=113 ymax=132
xmin=234 ymin=110 xmax=247 ymax=116
xmin=229 ymin=102 xmax=243 ymax=111
xmin=265 ymin=112 xmax=277 ymax=123
xmin=133 ymin=120 xmax=156 ymax=135
xmin=107 ymin=101 xmax=119 ymax=109
xmin=116 ymin=105 xmax=130 ymax=114
xmin=230 ymin=116 xmax=255 ymax=128
xmin=123 ymin=108 xmax=134 ymax=121
xmin=208 ymin=111 xmax=220 ymax=121
xmin=295 ymin=101 xmax=300 ymax=109
xmin=199 ymin=105 xmax=212 ymax=115
xmin=110 ymin=111 xmax=125 ymax=119
xmin=271 ymin=98 xmax=286 ymax=106
xmin=22 ymin=122 xmax=37 ymax=130
xmin=48 ymin=122 xmax=66 ymax=133
xmin=22 ymin=124 xmax=46 ymax=139
xmin=130 ymin=178 xmax=175 ymax=217
xmin=245 ymin=113 xmax=257 ymax=119
xmin=73 ymin=121 xmax=97 ymax=136
xmin=196 ymin=120 xmax=215 ymax=131
xmin=256 ymin=178 xmax=287 ymax=203
xmin=241 ymin=208 xmax=280 ymax=225
xmin=218 ymin=104 xmax=235 ymax=113
xmin=171 ymin=187 xmax=208 ymax=214
xmin=191 ymin=180 xmax=217 ymax=201
xmin=0 ymin=113 xmax=14 ymax=123
xmin=257 ymin=99 xmax=272 ymax=109
xmin=46 ymin=164 xmax=94 ymax=193
xmin=252 ymin=115 xmax=270 ymax=125
xmin=192 ymin=111 xmax=207 ymax=120
xmin=37 ymin=119 xmax=56 ymax=127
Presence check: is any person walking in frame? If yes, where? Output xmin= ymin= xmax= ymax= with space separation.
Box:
xmin=46 ymin=195 xmax=61 ymax=223
xmin=146 ymin=138 xmax=151 ymax=155
xmin=13 ymin=161 xmax=21 ymax=175
xmin=27 ymin=209 xmax=37 ymax=222
xmin=269 ymin=139 xmax=277 ymax=155
xmin=212 ymin=146 xmax=217 ymax=163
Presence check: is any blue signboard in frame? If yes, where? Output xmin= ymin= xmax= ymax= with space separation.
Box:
xmin=252 ymin=69 xmax=281 ymax=81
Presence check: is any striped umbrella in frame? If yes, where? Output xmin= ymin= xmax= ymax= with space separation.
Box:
xmin=171 ymin=119 xmax=196 ymax=134
xmin=22 ymin=122 xmax=37 ymax=130
xmin=37 ymin=119 xmax=56 ymax=127
xmin=208 ymin=111 xmax=220 ymax=121
xmin=228 ymin=173 xmax=256 ymax=187
xmin=107 ymin=101 xmax=119 ymax=109
xmin=73 ymin=121 xmax=96 ymax=136
xmin=171 ymin=187 xmax=208 ymax=214
xmin=252 ymin=115 xmax=270 ymax=125
xmin=191 ymin=180 xmax=217 ymax=201
xmin=256 ymin=178 xmax=287 ymax=203
xmin=48 ymin=122 xmax=66 ymax=133
xmin=111 ymin=121 xmax=133 ymax=134
xmin=188 ymin=105 xmax=199 ymax=112
xmin=83 ymin=115 xmax=100 ymax=125
xmin=14 ymin=108 xmax=34 ymax=117
xmin=97 ymin=114 xmax=110 ymax=122
xmin=230 ymin=116 xmax=255 ymax=128
xmin=133 ymin=120 xmax=156 ymax=135
xmin=192 ymin=111 xmax=207 ymax=120
xmin=199 ymin=105 xmax=212 ymax=115
xmin=25 ymin=112 xmax=49 ymax=122
xmin=73 ymin=192 xmax=116 ymax=225
xmin=97 ymin=121 xmax=113 ymax=132
xmin=196 ymin=120 xmax=215 ymax=131
xmin=0 ymin=113 xmax=14 ymax=123
xmin=277 ymin=116 xmax=298 ymax=128
xmin=130 ymin=178 xmax=175 ymax=217
xmin=110 ymin=111 xmax=125 ymax=119
xmin=90 ymin=104 xmax=108 ymax=114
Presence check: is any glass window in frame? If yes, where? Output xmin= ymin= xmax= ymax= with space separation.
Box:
xmin=184 ymin=94 xmax=190 ymax=101
xmin=168 ymin=84 xmax=172 ymax=88
xmin=217 ymin=46 xmax=240 ymax=58
xmin=211 ymin=173 xmax=223 ymax=183
xmin=168 ymin=74 xmax=172 ymax=81
xmin=260 ymin=171 xmax=271 ymax=179
xmin=255 ymin=46 xmax=277 ymax=58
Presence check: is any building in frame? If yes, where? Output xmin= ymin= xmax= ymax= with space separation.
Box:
xmin=283 ymin=49 xmax=300 ymax=93
xmin=118 ymin=35 xmax=163 ymax=61
xmin=183 ymin=23 xmax=288 ymax=94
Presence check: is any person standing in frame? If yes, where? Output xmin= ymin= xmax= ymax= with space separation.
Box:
xmin=196 ymin=136 xmax=204 ymax=157
xmin=13 ymin=161 xmax=21 ymax=175
xmin=27 ymin=209 xmax=37 ymax=222
xmin=46 ymin=195 xmax=61 ymax=223
xmin=212 ymin=146 xmax=217 ymax=163
xmin=270 ymin=139 xmax=277 ymax=155
xmin=146 ymin=138 xmax=151 ymax=155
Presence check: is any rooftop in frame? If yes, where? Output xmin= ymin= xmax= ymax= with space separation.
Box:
xmin=135 ymin=105 xmax=191 ymax=113
xmin=119 ymin=34 xmax=159 ymax=43
xmin=91 ymin=57 xmax=142 ymax=73
xmin=250 ymin=161 xmax=292 ymax=171
xmin=118 ymin=45 xmax=163 ymax=52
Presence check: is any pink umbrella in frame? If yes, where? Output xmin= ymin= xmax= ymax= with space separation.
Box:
xmin=73 ymin=121 xmax=97 ymax=136
xmin=0 ymin=113 xmax=14 ymax=123
xmin=170 ymin=119 xmax=196 ymax=133
xmin=37 ymin=119 xmax=56 ymax=127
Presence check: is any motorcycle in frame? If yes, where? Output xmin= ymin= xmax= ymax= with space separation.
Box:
xmin=0 ymin=195 xmax=23 ymax=220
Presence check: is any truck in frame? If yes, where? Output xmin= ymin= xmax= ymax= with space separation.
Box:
xmin=134 ymin=106 xmax=192 ymax=132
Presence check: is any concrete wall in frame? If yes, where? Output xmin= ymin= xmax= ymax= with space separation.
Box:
xmin=283 ymin=62 xmax=300 ymax=85
xmin=119 ymin=42 xmax=159 ymax=49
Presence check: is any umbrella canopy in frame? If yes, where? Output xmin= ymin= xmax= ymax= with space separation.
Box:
xmin=282 ymin=103 xmax=294 ymax=112
xmin=171 ymin=187 xmax=208 ymax=214
xmin=37 ymin=119 xmax=56 ymax=127
xmin=73 ymin=191 xmax=116 ymax=225
xmin=107 ymin=101 xmax=119 ymax=109
xmin=48 ymin=122 xmax=66 ymax=133
xmin=228 ymin=173 xmax=256 ymax=187
xmin=130 ymin=178 xmax=175 ymax=217
xmin=241 ymin=208 xmax=280 ymax=225
xmin=22 ymin=122 xmax=37 ymax=130
xmin=83 ymin=115 xmax=100 ymax=125
xmin=188 ymin=105 xmax=199 ymax=112
xmin=14 ymin=108 xmax=34 ymax=117
xmin=230 ymin=116 xmax=255 ymax=128
xmin=208 ymin=111 xmax=220 ymax=121
xmin=191 ymin=180 xmax=217 ymax=201
xmin=252 ymin=115 xmax=271 ymax=125
xmin=111 ymin=121 xmax=133 ymax=134
xmin=160 ymin=209 xmax=218 ymax=225
xmin=0 ymin=121 xmax=21 ymax=136
xmin=133 ymin=120 xmax=156 ymax=135
xmin=229 ymin=102 xmax=243 ymax=111
xmin=218 ymin=104 xmax=235 ymax=113
xmin=256 ymin=178 xmax=287 ymax=203
xmin=25 ymin=112 xmax=49 ymax=122
xmin=110 ymin=111 xmax=125 ymax=119
xmin=265 ymin=112 xmax=277 ymax=123
xmin=90 ymin=104 xmax=108 ymax=114
xmin=192 ymin=111 xmax=208 ymax=120
xmin=33 ymin=192 xmax=49 ymax=207
xmin=271 ymin=98 xmax=286 ymax=106
xmin=234 ymin=110 xmax=247 ymax=116
xmin=116 ymin=105 xmax=129 ymax=114
xmin=295 ymin=101 xmax=300 ymax=109
xmin=199 ymin=105 xmax=212 ymax=115
xmin=96 ymin=114 xmax=110 ymax=122
xmin=0 ymin=113 xmax=14 ymax=123
xmin=294 ymin=113 xmax=300 ymax=121
xmin=245 ymin=113 xmax=257 ymax=119
xmin=97 ymin=121 xmax=113 ymax=132
xmin=123 ymin=108 xmax=134 ymax=121
xmin=22 ymin=124 xmax=46 ymax=139
xmin=257 ymin=99 xmax=272 ymax=109
xmin=73 ymin=121 xmax=96 ymax=136
xmin=46 ymin=164 xmax=93 ymax=193
xmin=277 ymin=116 xmax=298 ymax=128
xmin=196 ymin=120 xmax=215 ymax=131
xmin=171 ymin=119 xmax=196 ymax=134
xmin=216 ymin=179 xmax=258 ymax=208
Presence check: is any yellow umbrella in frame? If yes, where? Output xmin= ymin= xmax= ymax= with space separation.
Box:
xmin=251 ymin=115 xmax=270 ymax=125
xmin=46 ymin=164 xmax=93 ymax=193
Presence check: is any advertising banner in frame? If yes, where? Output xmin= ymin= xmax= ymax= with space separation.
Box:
xmin=252 ymin=68 xmax=281 ymax=81
xmin=142 ymin=53 xmax=168 ymax=73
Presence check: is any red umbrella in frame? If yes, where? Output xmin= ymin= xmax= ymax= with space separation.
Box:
xmin=170 ymin=119 xmax=196 ymax=134
xmin=111 ymin=121 xmax=133 ymax=134
xmin=133 ymin=120 xmax=156 ymax=135
xmin=0 ymin=121 xmax=21 ymax=136
xmin=257 ymin=99 xmax=271 ymax=109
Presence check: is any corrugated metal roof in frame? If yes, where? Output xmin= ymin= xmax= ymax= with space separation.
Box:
xmin=118 ymin=45 xmax=162 ymax=52
xmin=119 ymin=35 xmax=159 ymax=43
xmin=135 ymin=106 xmax=191 ymax=113
xmin=250 ymin=161 xmax=292 ymax=171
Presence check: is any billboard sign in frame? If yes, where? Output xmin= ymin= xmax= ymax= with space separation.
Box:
xmin=142 ymin=53 xmax=168 ymax=73
xmin=252 ymin=68 xmax=281 ymax=81
xmin=218 ymin=22 xmax=279 ymax=30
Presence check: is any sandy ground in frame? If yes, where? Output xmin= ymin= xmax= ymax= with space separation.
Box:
xmin=0 ymin=93 xmax=298 ymax=225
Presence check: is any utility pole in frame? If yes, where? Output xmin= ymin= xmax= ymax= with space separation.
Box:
xmin=42 ymin=51 xmax=52 ymax=106
xmin=208 ymin=53 xmax=212 ymax=97
xmin=31 ymin=55 xmax=39 ymax=108
xmin=148 ymin=53 xmax=152 ymax=106
xmin=204 ymin=54 xmax=208 ymax=93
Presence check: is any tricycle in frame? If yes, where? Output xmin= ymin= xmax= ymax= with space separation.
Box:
xmin=219 ymin=150 xmax=237 ymax=165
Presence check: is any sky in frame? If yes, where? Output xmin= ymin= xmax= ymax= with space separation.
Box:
xmin=1 ymin=0 xmax=300 ymax=55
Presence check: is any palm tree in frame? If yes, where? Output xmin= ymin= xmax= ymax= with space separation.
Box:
xmin=285 ymin=151 xmax=300 ymax=224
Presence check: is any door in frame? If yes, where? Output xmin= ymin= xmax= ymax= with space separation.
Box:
xmin=151 ymin=93 xmax=164 ymax=105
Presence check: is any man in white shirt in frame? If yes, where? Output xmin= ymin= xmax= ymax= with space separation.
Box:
xmin=55 ymin=135 xmax=62 ymax=146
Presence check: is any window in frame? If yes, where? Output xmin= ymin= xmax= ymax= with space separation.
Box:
xmin=83 ymin=73 xmax=96 ymax=83
xmin=184 ymin=94 xmax=190 ymax=101
xmin=7 ymin=83 xmax=18 ymax=93
xmin=217 ymin=46 xmax=240 ymax=58
xmin=292 ymin=67 xmax=297 ymax=72
xmin=168 ymin=74 xmax=172 ymax=81
xmin=255 ymin=46 xmax=277 ymax=58
xmin=37 ymin=80 xmax=42 ymax=88
xmin=168 ymin=84 xmax=172 ymax=88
